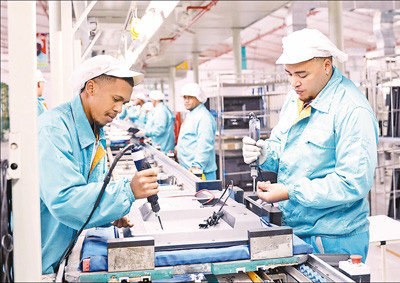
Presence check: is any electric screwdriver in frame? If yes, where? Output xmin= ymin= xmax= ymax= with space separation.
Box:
xmin=131 ymin=145 xmax=163 ymax=230
xmin=249 ymin=112 xmax=260 ymax=193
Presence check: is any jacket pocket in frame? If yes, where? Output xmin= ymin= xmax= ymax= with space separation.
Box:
xmin=304 ymin=129 xmax=335 ymax=149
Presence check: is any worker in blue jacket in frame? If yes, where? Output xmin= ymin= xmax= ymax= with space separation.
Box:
xmin=128 ymin=92 xmax=148 ymax=128
xmin=36 ymin=69 xmax=47 ymax=116
xmin=177 ymin=83 xmax=217 ymax=180
xmin=144 ymin=90 xmax=175 ymax=153
xmin=38 ymin=55 xmax=159 ymax=274
xmin=242 ymin=29 xmax=378 ymax=262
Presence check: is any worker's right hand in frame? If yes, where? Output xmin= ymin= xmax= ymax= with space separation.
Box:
xmin=130 ymin=168 xmax=159 ymax=199
xmin=242 ymin=136 xmax=267 ymax=165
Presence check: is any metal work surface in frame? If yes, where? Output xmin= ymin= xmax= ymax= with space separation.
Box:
xmin=126 ymin=192 xmax=264 ymax=250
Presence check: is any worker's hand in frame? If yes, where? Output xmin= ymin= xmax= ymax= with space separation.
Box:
xmin=242 ymin=137 xmax=267 ymax=165
xmin=111 ymin=215 xmax=133 ymax=228
xmin=130 ymin=168 xmax=159 ymax=199
xmin=257 ymin=182 xmax=289 ymax=203
xmin=134 ymin=128 xmax=146 ymax=137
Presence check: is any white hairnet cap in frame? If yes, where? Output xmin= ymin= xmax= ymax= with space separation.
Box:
xmin=134 ymin=92 xmax=147 ymax=101
xmin=180 ymin=83 xmax=207 ymax=103
xmin=142 ymin=102 xmax=154 ymax=112
xmin=149 ymin=90 xmax=165 ymax=101
xmin=35 ymin=69 xmax=46 ymax=83
xmin=276 ymin=28 xmax=348 ymax=64
xmin=69 ymin=55 xmax=144 ymax=93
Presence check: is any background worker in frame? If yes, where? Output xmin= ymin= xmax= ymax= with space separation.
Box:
xmin=38 ymin=55 xmax=159 ymax=274
xmin=127 ymin=92 xmax=148 ymax=128
xmin=144 ymin=90 xmax=175 ymax=153
xmin=36 ymin=69 xmax=47 ymax=116
xmin=242 ymin=28 xmax=378 ymax=262
xmin=177 ymin=83 xmax=217 ymax=180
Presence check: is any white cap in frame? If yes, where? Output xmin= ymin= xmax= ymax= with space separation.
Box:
xmin=276 ymin=28 xmax=348 ymax=65
xmin=149 ymin=90 xmax=165 ymax=101
xmin=134 ymin=92 xmax=147 ymax=102
xmin=180 ymin=83 xmax=207 ymax=103
xmin=142 ymin=102 xmax=154 ymax=112
xmin=35 ymin=69 xmax=46 ymax=83
xmin=69 ymin=55 xmax=144 ymax=93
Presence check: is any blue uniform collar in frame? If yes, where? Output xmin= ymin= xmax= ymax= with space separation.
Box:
xmin=155 ymin=102 xmax=164 ymax=109
xmin=190 ymin=103 xmax=204 ymax=113
xmin=71 ymin=95 xmax=105 ymax=149
xmin=310 ymin=66 xmax=343 ymax=113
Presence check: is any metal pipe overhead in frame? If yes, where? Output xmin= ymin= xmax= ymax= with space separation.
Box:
xmin=328 ymin=1 xmax=345 ymax=72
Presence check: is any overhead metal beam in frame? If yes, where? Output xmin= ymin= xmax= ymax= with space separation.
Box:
xmin=82 ymin=30 xmax=103 ymax=59
xmin=72 ymin=0 xmax=97 ymax=35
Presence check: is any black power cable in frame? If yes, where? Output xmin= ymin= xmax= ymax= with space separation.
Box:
xmin=54 ymin=143 xmax=136 ymax=273
xmin=1 ymin=159 xmax=13 ymax=282
xmin=199 ymin=180 xmax=234 ymax=229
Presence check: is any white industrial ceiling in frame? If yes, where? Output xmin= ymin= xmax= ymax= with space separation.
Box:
xmin=1 ymin=1 xmax=400 ymax=82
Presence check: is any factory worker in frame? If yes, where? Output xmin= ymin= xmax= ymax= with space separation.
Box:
xmin=177 ymin=83 xmax=217 ymax=180
xmin=143 ymin=90 xmax=175 ymax=152
xmin=38 ymin=55 xmax=159 ymax=274
xmin=127 ymin=92 xmax=148 ymax=128
xmin=242 ymin=28 xmax=378 ymax=262
xmin=36 ymin=69 xmax=47 ymax=116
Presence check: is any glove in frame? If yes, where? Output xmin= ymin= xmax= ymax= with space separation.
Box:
xmin=242 ymin=136 xmax=267 ymax=165
xmin=134 ymin=128 xmax=146 ymax=137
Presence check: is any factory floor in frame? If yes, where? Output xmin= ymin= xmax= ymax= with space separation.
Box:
xmin=1 ymin=140 xmax=400 ymax=281
xmin=366 ymin=242 xmax=400 ymax=282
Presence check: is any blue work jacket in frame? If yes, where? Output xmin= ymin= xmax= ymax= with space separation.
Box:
xmin=177 ymin=104 xmax=217 ymax=175
xmin=260 ymin=67 xmax=378 ymax=237
xmin=38 ymin=95 xmax=135 ymax=274
xmin=38 ymin=97 xmax=47 ymax=116
xmin=145 ymin=102 xmax=175 ymax=153
xmin=128 ymin=106 xmax=147 ymax=128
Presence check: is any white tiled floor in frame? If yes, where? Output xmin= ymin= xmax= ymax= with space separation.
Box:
xmin=366 ymin=242 xmax=400 ymax=282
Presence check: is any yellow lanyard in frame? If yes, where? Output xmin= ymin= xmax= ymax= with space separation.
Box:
xmin=88 ymin=134 xmax=106 ymax=178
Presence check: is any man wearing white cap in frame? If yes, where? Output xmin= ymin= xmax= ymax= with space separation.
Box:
xmin=35 ymin=69 xmax=47 ymax=116
xmin=127 ymin=92 xmax=149 ymax=128
xmin=38 ymin=55 xmax=159 ymax=274
xmin=242 ymin=29 xmax=378 ymax=261
xmin=143 ymin=90 xmax=175 ymax=153
xmin=177 ymin=83 xmax=217 ymax=180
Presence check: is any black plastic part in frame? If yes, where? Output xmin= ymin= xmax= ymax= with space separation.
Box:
xmin=248 ymin=226 xmax=292 ymax=238
xmin=107 ymin=237 xmax=154 ymax=249
xmin=244 ymin=195 xmax=282 ymax=226
xmin=196 ymin=180 xmax=222 ymax=191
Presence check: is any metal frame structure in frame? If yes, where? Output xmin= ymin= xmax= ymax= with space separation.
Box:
xmin=7 ymin=2 xmax=42 ymax=281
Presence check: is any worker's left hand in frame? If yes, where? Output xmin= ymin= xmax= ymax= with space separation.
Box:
xmin=257 ymin=182 xmax=289 ymax=203
xmin=111 ymin=215 xmax=133 ymax=228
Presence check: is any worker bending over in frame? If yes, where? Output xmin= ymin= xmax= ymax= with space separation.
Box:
xmin=242 ymin=29 xmax=378 ymax=261
xmin=38 ymin=55 xmax=159 ymax=274
xmin=177 ymin=83 xmax=217 ymax=180
xmin=144 ymin=90 xmax=175 ymax=153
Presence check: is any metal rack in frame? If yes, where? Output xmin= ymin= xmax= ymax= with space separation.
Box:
xmin=204 ymin=72 xmax=290 ymax=189
xmin=363 ymin=54 xmax=400 ymax=219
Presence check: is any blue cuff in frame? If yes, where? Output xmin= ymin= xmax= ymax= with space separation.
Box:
xmin=287 ymin=184 xmax=297 ymax=201
xmin=121 ymin=178 xmax=135 ymax=203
